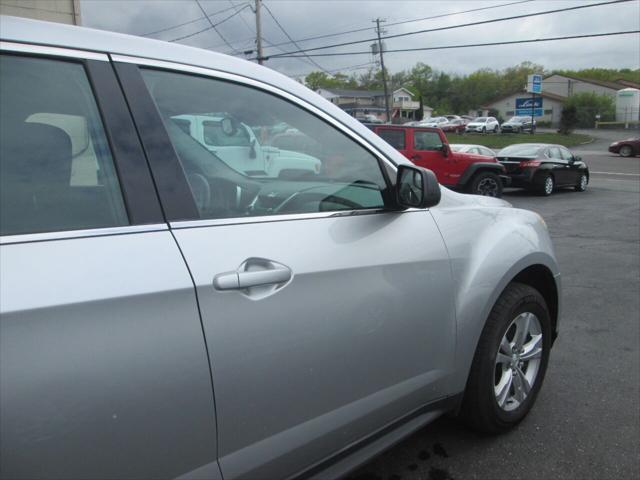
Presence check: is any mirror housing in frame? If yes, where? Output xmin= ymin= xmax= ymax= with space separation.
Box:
xmin=220 ymin=117 xmax=237 ymax=136
xmin=441 ymin=144 xmax=450 ymax=157
xmin=572 ymin=155 xmax=581 ymax=163
xmin=396 ymin=165 xmax=441 ymax=209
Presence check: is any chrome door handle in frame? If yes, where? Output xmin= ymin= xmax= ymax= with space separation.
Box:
xmin=213 ymin=260 xmax=292 ymax=291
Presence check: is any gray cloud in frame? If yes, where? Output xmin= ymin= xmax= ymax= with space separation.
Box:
xmin=81 ymin=0 xmax=640 ymax=78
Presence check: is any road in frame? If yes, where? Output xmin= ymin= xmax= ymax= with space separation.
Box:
xmin=350 ymin=134 xmax=640 ymax=480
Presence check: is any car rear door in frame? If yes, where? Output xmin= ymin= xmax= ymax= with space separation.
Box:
xmin=115 ymin=58 xmax=457 ymax=480
xmin=375 ymin=126 xmax=408 ymax=158
xmin=0 ymin=46 xmax=219 ymax=479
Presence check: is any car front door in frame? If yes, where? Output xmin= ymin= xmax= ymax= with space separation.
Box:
xmin=117 ymin=59 xmax=457 ymax=479
xmin=547 ymin=146 xmax=571 ymax=185
xmin=0 ymin=48 xmax=219 ymax=479
xmin=560 ymin=146 xmax=581 ymax=184
xmin=411 ymin=129 xmax=451 ymax=184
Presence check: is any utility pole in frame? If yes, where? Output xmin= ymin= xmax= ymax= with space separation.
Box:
xmin=374 ymin=18 xmax=391 ymax=123
xmin=255 ymin=0 xmax=263 ymax=64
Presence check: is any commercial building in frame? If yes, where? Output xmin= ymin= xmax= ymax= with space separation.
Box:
xmin=483 ymin=74 xmax=640 ymax=127
xmin=0 ymin=0 xmax=81 ymax=25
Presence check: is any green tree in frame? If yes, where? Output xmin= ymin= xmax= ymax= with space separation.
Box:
xmin=558 ymin=105 xmax=578 ymax=134
xmin=564 ymin=92 xmax=615 ymax=128
xmin=304 ymin=71 xmax=357 ymax=91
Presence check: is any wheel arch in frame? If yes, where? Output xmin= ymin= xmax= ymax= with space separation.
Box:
xmin=457 ymin=162 xmax=504 ymax=186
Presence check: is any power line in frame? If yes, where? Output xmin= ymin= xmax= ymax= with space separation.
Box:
xmin=263 ymin=0 xmax=633 ymax=59
xmin=170 ymin=0 xmax=248 ymax=47
xmin=139 ymin=3 xmax=247 ymax=37
xmin=261 ymin=2 xmax=332 ymax=74
xmin=267 ymin=30 xmax=640 ymax=58
xmin=262 ymin=0 xmax=535 ymax=51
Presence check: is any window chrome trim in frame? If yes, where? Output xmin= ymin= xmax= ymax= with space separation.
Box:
xmin=169 ymin=208 xmax=424 ymax=230
xmin=0 ymin=41 xmax=109 ymax=61
xmin=0 ymin=224 xmax=168 ymax=245
xmin=110 ymin=54 xmax=397 ymax=172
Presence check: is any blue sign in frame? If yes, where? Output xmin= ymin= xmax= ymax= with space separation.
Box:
xmin=515 ymin=97 xmax=543 ymax=117
xmin=528 ymin=73 xmax=542 ymax=94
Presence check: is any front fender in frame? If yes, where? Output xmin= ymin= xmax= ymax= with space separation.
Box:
xmin=457 ymin=162 xmax=504 ymax=186
xmin=430 ymin=192 xmax=560 ymax=394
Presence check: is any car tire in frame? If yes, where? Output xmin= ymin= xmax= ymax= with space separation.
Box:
xmin=482 ymin=127 xmax=486 ymax=134
xmin=459 ymin=282 xmax=552 ymax=434
xmin=619 ymin=145 xmax=634 ymax=157
xmin=469 ymin=171 xmax=503 ymax=197
xmin=539 ymin=174 xmax=554 ymax=196
xmin=575 ymin=173 xmax=588 ymax=192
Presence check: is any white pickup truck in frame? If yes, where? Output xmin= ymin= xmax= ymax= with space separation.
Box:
xmin=171 ymin=114 xmax=321 ymax=178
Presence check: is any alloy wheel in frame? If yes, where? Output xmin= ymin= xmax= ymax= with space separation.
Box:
xmin=579 ymin=174 xmax=588 ymax=191
xmin=477 ymin=177 xmax=500 ymax=196
xmin=620 ymin=145 xmax=633 ymax=157
xmin=494 ymin=312 xmax=543 ymax=411
xmin=544 ymin=176 xmax=554 ymax=195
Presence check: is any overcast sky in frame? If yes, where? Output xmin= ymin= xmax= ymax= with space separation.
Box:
xmin=81 ymin=0 xmax=640 ymax=80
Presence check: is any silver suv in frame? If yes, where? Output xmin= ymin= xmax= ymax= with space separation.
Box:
xmin=0 ymin=16 xmax=561 ymax=480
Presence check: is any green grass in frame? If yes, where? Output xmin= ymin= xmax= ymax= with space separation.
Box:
xmin=445 ymin=132 xmax=593 ymax=149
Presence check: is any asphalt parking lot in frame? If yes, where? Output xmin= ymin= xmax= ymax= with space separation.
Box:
xmin=351 ymin=132 xmax=640 ymax=480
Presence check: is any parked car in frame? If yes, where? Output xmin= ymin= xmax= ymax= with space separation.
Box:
xmin=0 ymin=16 xmax=561 ymax=480
xmin=418 ymin=116 xmax=450 ymax=128
xmin=441 ymin=118 xmax=466 ymax=134
xmin=608 ymin=137 xmax=640 ymax=157
xmin=466 ymin=116 xmax=500 ymax=133
xmin=501 ymin=116 xmax=536 ymax=134
xmin=460 ymin=115 xmax=475 ymax=125
xmin=451 ymin=143 xmax=498 ymax=158
xmin=369 ymin=124 xmax=508 ymax=197
xmin=444 ymin=114 xmax=462 ymax=122
xmin=356 ymin=113 xmax=383 ymax=124
xmin=497 ymin=143 xmax=589 ymax=195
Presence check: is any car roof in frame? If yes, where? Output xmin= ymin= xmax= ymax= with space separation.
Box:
xmin=0 ymin=15 xmax=411 ymax=168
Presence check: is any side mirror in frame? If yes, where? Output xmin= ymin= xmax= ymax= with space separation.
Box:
xmin=573 ymin=155 xmax=581 ymax=163
xmin=396 ymin=165 xmax=441 ymax=209
xmin=220 ymin=117 xmax=237 ymax=136
xmin=441 ymin=144 xmax=449 ymax=157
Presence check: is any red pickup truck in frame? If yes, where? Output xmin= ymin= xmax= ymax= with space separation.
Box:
xmin=367 ymin=124 xmax=507 ymax=197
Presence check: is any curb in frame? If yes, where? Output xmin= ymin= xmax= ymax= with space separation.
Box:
xmin=578 ymin=136 xmax=595 ymax=146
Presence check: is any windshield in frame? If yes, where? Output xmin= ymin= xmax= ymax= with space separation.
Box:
xmin=474 ymin=117 xmax=487 ymax=122
xmin=498 ymin=144 xmax=541 ymax=157
xmin=508 ymin=117 xmax=527 ymax=123
xmin=450 ymin=145 xmax=464 ymax=152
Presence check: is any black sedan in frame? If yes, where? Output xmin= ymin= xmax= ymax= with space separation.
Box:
xmin=497 ymin=143 xmax=589 ymax=196
xmin=500 ymin=116 xmax=536 ymax=133
xmin=608 ymin=137 xmax=640 ymax=157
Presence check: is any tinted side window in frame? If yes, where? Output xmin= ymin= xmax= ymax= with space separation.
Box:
xmin=377 ymin=129 xmax=405 ymax=149
xmin=547 ymin=147 xmax=562 ymax=160
xmin=140 ymin=68 xmax=387 ymax=220
xmin=0 ymin=55 xmax=128 ymax=236
xmin=559 ymin=147 xmax=573 ymax=161
xmin=413 ymin=131 xmax=443 ymax=151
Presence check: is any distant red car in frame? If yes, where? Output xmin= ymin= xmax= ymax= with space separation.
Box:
xmin=440 ymin=118 xmax=466 ymax=134
xmin=609 ymin=138 xmax=640 ymax=157
xmin=367 ymin=124 xmax=507 ymax=197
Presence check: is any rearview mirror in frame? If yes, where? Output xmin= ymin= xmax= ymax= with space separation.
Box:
xmin=396 ymin=165 xmax=441 ymax=209
xmin=573 ymin=155 xmax=581 ymax=162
